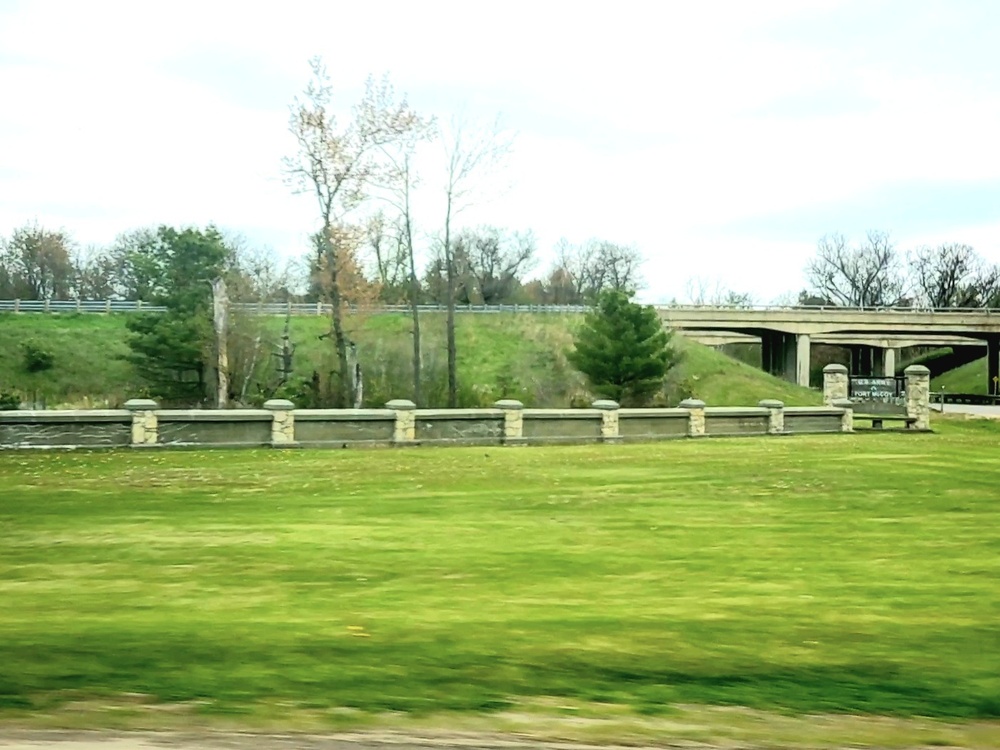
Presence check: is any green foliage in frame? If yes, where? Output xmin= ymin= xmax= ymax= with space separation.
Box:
xmin=0 ymin=390 xmax=19 ymax=410
xmin=20 ymin=342 xmax=53 ymax=374
xmin=568 ymin=290 xmax=678 ymax=405
xmin=124 ymin=226 xmax=230 ymax=405
xmin=1 ymin=421 xmax=1000 ymax=725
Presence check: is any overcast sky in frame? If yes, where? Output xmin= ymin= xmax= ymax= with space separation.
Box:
xmin=2 ymin=0 xmax=1000 ymax=302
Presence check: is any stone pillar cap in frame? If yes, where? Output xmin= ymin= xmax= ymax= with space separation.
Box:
xmin=823 ymin=363 xmax=849 ymax=373
xmin=263 ymin=399 xmax=295 ymax=410
xmin=385 ymin=399 xmax=416 ymax=410
xmin=831 ymin=398 xmax=854 ymax=408
xmin=591 ymin=399 xmax=620 ymax=410
xmin=758 ymin=399 xmax=784 ymax=408
xmin=679 ymin=398 xmax=706 ymax=408
xmin=124 ymin=398 xmax=158 ymax=410
xmin=493 ymin=399 xmax=524 ymax=410
xmin=904 ymin=364 xmax=931 ymax=375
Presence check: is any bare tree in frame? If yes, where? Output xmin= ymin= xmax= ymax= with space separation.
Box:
xmin=226 ymin=243 xmax=301 ymax=303
xmin=285 ymin=58 xmax=422 ymax=407
xmin=439 ymin=117 xmax=513 ymax=406
xmin=363 ymin=211 xmax=408 ymax=301
xmin=805 ymin=231 xmax=909 ymax=307
xmin=683 ymin=276 xmax=754 ymax=306
xmin=910 ymin=243 xmax=1000 ymax=308
xmin=2 ymin=223 xmax=75 ymax=300
xmin=450 ymin=227 xmax=536 ymax=304
xmin=374 ymin=119 xmax=435 ymax=405
xmin=547 ymin=239 xmax=645 ymax=303
xmin=594 ymin=241 xmax=643 ymax=294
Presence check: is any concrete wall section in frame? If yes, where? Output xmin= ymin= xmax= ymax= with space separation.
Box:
xmin=522 ymin=409 xmax=603 ymax=443
xmin=782 ymin=407 xmax=846 ymax=433
xmin=617 ymin=409 xmax=689 ymax=441
xmin=703 ymin=407 xmax=770 ymax=436
xmin=0 ymin=389 xmax=932 ymax=450
xmin=294 ymin=409 xmax=396 ymax=446
xmin=157 ymin=410 xmax=272 ymax=447
xmin=415 ymin=409 xmax=504 ymax=444
xmin=0 ymin=410 xmax=132 ymax=448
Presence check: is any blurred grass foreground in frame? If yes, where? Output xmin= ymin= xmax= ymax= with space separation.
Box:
xmin=1 ymin=418 xmax=999 ymax=738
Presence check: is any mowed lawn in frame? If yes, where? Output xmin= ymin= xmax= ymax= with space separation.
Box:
xmin=2 ymin=420 xmax=1000 ymax=725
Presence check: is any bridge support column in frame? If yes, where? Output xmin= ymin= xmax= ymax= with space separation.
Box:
xmin=761 ymin=332 xmax=810 ymax=387
xmin=781 ymin=334 xmax=797 ymax=384
xmin=849 ymin=345 xmax=877 ymax=376
xmin=871 ymin=347 xmax=886 ymax=377
xmin=796 ymin=333 xmax=811 ymax=387
xmin=883 ymin=348 xmax=898 ymax=377
xmin=988 ymin=336 xmax=1000 ymax=396
xmin=762 ymin=332 xmax=791 ymax=382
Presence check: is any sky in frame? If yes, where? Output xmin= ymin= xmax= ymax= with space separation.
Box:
xmin=2 ymin=0 xmax=1000 ymax=303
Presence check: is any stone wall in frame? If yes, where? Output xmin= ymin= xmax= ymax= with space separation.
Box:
xmin=0 ymin=391 xmax=931 ymax=451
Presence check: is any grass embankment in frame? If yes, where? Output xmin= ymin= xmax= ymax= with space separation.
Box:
xmin=933 ymin=356 xmax=991 ymax=395
xmin=0 ymin=313 xmax=821 ymax=407
xmin=2 ymin=420 xmax=999 ymax=746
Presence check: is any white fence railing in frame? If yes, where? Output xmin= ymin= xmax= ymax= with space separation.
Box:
xmin=2 ymin=299 xmax=1000 ymax=315
xmin=0 ymin=300 xmax=589 ymax=315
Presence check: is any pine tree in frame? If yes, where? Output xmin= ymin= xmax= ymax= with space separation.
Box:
xmin=124 ymin=226 xmax=230 ymax=405
xmin=568 ymin=290 xmax=678 ymax=406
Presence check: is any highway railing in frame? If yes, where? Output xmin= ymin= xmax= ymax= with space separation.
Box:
xmin=0 ymin=299 xmax=168 ymax=313
xmin=2 ymin=299 xmax=1000 ymax=315
xmin=0 ymin=300 xmax=590 ymax=315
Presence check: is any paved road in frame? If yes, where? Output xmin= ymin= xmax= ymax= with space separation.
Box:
xmin=932 ymin=403 xmax=1000 ymax=418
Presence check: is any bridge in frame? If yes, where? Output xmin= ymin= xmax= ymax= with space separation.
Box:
xmin=657 ymin=306 xmax=1000 ymax=390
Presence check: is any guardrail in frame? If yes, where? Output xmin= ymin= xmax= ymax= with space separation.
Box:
xmin=3 ymin=299 xmax=1000 ymax=316
xmin=0 ymin=300 xmax=589 ymax=315
xmin=933 ymin=392 xmax=1000 ymax=405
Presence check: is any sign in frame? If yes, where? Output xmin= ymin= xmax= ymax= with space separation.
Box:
xmin=849 ymin=377 xmax=899 ymax=401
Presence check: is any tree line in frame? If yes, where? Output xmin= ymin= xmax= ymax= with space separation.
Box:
xmin=0 ymin=222 xmax=642 ymax=308
xmin=802 ymin=230 xmax=1000 ymax=308
xmin=0 ymin=58 xmax=645 ymax=411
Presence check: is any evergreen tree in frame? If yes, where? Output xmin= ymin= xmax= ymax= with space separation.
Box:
xmin=124 ymin=226 xmax=230 ymax=405
xmin=568 ymin=290 xmax=678 ymax=406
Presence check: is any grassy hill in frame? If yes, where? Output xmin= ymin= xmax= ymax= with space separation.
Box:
xmin=0 ymin=312 xmax=822 ymax=408
xmin=932 ymin=356 xmax=991 ymax=395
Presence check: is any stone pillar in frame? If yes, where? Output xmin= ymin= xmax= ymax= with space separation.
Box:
xmin=592 ymin=399 xmax=621 ymax=443
xmin=124 ymin=398 xmax=158 ymax=446
xmin=494 ymin=399 xmax=525 ymax=445
xmin=386 ymin=399 xmax=416 ymax=444
xmin=263 ymin=399 xmax=296 ymax=446
xmin=904 ymin=365 xmax=931 ymax=430
xmin=758 ymin=399 xmax=784 ymax=434
xmin=823 ymin=363 xmax=849 ymax=405
xmin=679 ymin=398 xmax=706 ymax=437
xmin=832 ymin=397 xmax=854 ymax=433
xmin=795 ymin=334 xmax=811 ymax=387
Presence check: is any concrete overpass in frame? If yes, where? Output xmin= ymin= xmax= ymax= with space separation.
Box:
xmin=657 ymin=306 xmax=1000 ymax=389
xmin=683 ymin=331 xmax=985 ymax=379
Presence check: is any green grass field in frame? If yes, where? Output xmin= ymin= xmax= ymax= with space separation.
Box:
xmin=2 ymin=418 xmax=999 ymax=741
